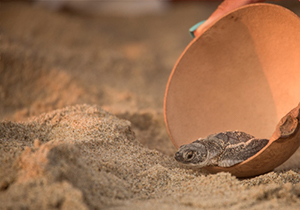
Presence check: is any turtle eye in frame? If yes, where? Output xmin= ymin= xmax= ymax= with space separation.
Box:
xmin=186 ymin=151 xmax=194 ymax=160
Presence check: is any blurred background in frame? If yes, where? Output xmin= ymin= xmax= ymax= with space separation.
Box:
xmin=1 ymin=0 xmax=300 ymax=154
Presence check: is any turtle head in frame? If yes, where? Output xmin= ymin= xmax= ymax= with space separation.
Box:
xmin=174 ymin=140 xmax=208 ymax=168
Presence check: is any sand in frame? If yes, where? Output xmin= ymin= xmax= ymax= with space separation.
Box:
xmin=1 ymin=2 xmax=300 ymax=210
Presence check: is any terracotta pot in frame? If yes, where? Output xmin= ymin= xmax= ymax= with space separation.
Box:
xmin=164 ymin=3 xmax=300 ymax=177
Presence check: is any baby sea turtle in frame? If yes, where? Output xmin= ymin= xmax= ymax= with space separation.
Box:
xmin=174 ymin=103 xmax=300 ymax=177
xmin=175 ymin=131 xmax=269 ymax=168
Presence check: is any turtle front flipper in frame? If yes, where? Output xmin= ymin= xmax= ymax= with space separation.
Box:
xmin=217 ymin=138 xmax=269 ymax=167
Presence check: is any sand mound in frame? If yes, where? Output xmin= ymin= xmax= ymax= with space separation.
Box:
xmin=0 ymin=105 xmax=174 ymax=209
xmin=0 ymin=104 xmax=300 ymax=210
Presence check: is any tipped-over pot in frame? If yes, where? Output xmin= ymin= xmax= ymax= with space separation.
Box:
xmin=164 ymin=3 xmax=300 ymax=177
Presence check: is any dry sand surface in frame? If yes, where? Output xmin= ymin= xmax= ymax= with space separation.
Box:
xmin=1 ymin=2 xmax=300 ymax=210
